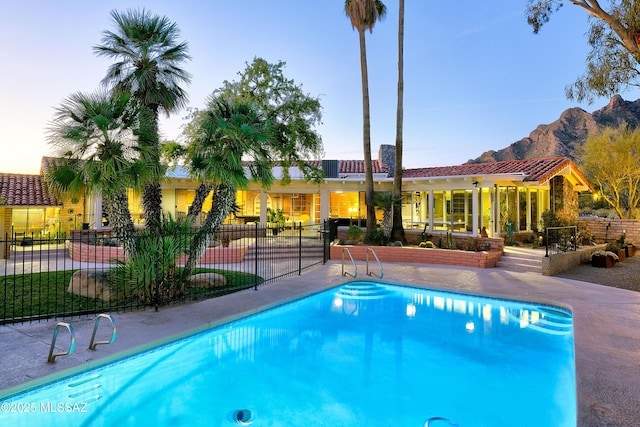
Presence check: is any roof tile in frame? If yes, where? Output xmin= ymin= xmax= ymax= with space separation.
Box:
xmin=0 ymin=174 xmax=61 ymax=207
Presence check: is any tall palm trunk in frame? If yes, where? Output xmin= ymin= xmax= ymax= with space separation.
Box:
xmin=391 ymin=0 xmax=406 ymax=243
xmin=187 ymin=183 xmax=213 ymax=226
xmin=358 ymin=28 xmax=377 ymax=239
xmin=182 ymin=183 xmax=236 ymax=278
xmin=103 ymin=189 xmax=137 ymax=256
xmin=139 ymin=105 xmax=163 ymax=236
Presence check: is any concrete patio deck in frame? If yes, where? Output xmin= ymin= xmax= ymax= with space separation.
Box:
xmin=1 ymin=260 xmax=639 ymax=426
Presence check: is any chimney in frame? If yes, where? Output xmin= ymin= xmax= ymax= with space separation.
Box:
xmin=378 ymin=145 xmax=395 ymax=176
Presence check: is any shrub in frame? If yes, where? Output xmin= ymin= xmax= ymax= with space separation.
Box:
xmin=419 ymin=240 xmax=435 ymax=248
xmin=346 ymin=225 xmax=363 ymax=243
xmin=367 ymin=229 xmax=389 ymax=246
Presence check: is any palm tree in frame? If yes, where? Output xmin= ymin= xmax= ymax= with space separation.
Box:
xmin=345 ymin=0 xmax=387 ymax=240
xmin=93 ymin=8 xmax=191 ymax=235
xmin=181 ymin=96 xmax=277 ymax=277
xmin=46 ymin=90 xmax=143 ymax=255
xmin=391 ymin=0 xmax=406 ymax=243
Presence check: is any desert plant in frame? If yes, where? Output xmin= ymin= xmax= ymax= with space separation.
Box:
xmin=419 ymin=240 xmax=435 ymax=248
xmin=605 ymin=241 xmax=621 ymax=252
xmin=346 ymin=224 xmax=363 ymax=244
xmin=108 ymin=214 xmax=192 ymax=305
xmin=367 ymin=229 xmax=389 ymax=246
xmin=267 ymin=208 xmax=286 ymax=231
xmin=439 ymin=232 xmax=456 ymax=249
xmin=591 ymin=249 xmax=619 ymax=261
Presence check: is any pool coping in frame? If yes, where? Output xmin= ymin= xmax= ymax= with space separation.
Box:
xmin=1 ymin=260 xmax=639 ymax=426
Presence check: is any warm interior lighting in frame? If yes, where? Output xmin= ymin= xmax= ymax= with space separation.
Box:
xmin=519 ymin=310 xmax=530 ymax=328
xmin=406 ymin=303 xmax=416 ymax=317
xmin=453 ymin=299 xmax=466 ymax=314
xmin=465 ymin=321 xmax=475 ymax=333
xmin=500 ymin=307 xmax=509 ymax=325
xmin=530 ymin=311 xmax=540 ymax=324
xmin=482 ymin=304 xmax=492 ymax=322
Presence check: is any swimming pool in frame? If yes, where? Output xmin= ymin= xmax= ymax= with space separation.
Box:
xmin=0 ymin=281 xmax=576 ymax=426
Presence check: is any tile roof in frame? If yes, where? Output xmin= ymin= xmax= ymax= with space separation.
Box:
xmin=0 ymin=173 xmax=61 ymax=207
xmin=402 ymin=157 xmax=584 ymax=184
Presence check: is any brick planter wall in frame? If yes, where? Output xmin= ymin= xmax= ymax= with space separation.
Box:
xmin=67 ymin=241 xmax=126 ymax=263
xmin=330 ymin=244 xmax=502 ymax=268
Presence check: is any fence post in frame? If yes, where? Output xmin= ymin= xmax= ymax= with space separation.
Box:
xmin=545 ymin=228 xmax=549 ymax=257
xmin=298 ymin=222 xmax=302 ymax=275
xmin=254 ymin=222 xmax=259 ymax=291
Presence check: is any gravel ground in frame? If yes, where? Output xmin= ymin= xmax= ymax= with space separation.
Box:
xmin=554 ymin=253 xmax=640 ymax=292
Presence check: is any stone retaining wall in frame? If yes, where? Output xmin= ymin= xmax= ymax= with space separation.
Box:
xmin=542 ymin=245 xmax=605 ymax=276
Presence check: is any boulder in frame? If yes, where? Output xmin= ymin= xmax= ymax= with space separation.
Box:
xmin=68 ymin=269 xmax=116 ymax=302
xmin=189 ymin=272 xmax=227 ymax=288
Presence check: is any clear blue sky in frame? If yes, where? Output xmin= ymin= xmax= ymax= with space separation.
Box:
xmin=2 ymin=1 xmax=639 ymax=174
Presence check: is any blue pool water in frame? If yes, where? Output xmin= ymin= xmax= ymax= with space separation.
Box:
xmin=1 ymin=282 xmax=576 ymax=426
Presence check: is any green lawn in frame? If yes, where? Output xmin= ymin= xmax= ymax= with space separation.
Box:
xmin=0 ymin=269 xmax=263 ymax=323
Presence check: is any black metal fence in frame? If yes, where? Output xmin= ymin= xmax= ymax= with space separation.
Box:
xmin=1 ymin=222 xmax=329 ymax=325
xmin=545 ymin=226 xmax=578 ymax=257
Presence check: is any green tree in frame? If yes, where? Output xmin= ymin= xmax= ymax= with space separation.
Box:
xmin=345 ymin=0 xmax=387 ymax=240
xmin=181 ymin=96 xmax=278 ymax=277
xmin=213 ymin=57 xmax=324 ymax=183
xmin=94 ymin=8 xmax=191 ymax=234
xmin=526 ymin=0 xmax=640 ymax=102
xmin=46 ymin=90 xmax=143 ymax=254
xmin=391 ymin=0 xmax=406 ymax=243
xmin=182 ymin=58 xmax=325 ymax=223
xmin=580 ymin=125 xmax=640 ymax=218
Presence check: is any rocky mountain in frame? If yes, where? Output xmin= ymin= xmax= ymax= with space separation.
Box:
xmin=466 ymin=95 xmax=640 ymax=164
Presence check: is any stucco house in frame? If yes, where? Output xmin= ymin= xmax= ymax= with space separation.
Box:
xmin=0 ymin=145 xmax=591 ymax=257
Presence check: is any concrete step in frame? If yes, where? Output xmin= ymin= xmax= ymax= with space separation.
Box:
xmin=498 ymin=247 xmax=544 ymax=273
xmin=497 ymin=258 xmax=543 ymax=274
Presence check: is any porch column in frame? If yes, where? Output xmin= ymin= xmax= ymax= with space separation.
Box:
xmin=319 ymin=189 xmax=330 ymax=221
xmin=515 ymin=188 xmax=520 ymax=231
xmin=526 ymin=189 xmax=532 ymax=232
xmin=472 ymin=188 xmax=479 ymax=237
xmin=91 ymin=192 xmax=104 ymax=230
xmin=259 ymin=191 xmax=268 ymax=224
xmin=428 ymin=190 xmax=434 ymax=230
xmin=493 ymin=185 xmax=499 ymax=235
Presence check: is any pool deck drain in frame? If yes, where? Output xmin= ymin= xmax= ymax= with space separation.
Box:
xmin=1 ymin=260 xmax=640 ymax=426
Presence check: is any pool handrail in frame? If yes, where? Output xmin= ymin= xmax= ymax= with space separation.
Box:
xmin=88 ymin=313 xmax=117 ymax=351
xmin=365 ymin=247 xmax=383 ymax=278
xmin=424 ymin=416 xmax=461 ymax=426
xmin=47 ymin=322 xmax=76 ymax=363
xmin=341 ymin=247 xmax=358 ymax=278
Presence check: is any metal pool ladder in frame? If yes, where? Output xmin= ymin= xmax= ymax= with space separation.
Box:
xmin=365 ymin=248 xmax=383 ymax=278
xmin=341 ymin=247 xmax=358 ymax=278
xmin=89 ymin=313 xmax=117 ymax=351
xmin=48 ymin=322 xmax=76 ymax=363
xmin=424 ymin=417 xmax=461 ymax=426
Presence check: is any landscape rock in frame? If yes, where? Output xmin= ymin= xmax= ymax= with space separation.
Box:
xmin=68 ymin=269 xmax=116 ymax=302
xmin=189 ymin=272 xmax=227 ymax=288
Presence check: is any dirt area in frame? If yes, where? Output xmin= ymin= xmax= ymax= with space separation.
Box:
xmin=554 ymin=253 xmax=640 ymax=292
